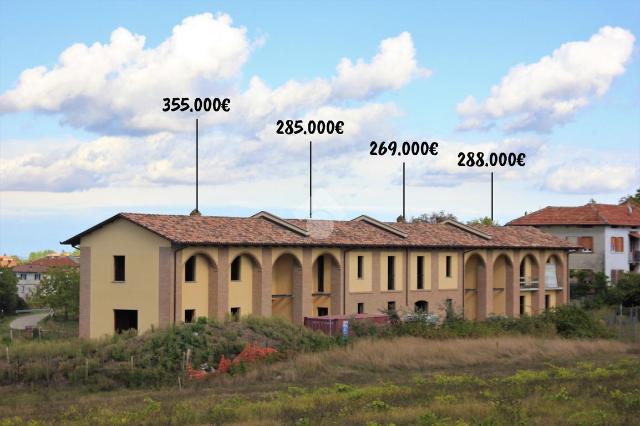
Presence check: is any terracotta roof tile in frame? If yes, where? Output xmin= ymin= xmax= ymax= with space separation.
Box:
xmin=62 ymin=212 xmax=576 ymax=249
xmin=508 ymin=203 xmax=640 ymax=227
xmin=13 ymin=257 xmax=79 ymax=273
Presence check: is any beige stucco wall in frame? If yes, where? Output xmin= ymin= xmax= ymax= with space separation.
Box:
xmin=81 ymin=219 xmax=170 ymax=338
xmin=380 ymin=250 xmax=404 ymax=292
xmin=409 ymin=251 xmax=431 ymax=290
xmin=272 ymin=253 xmax=297 ymax=321
xmin=347 ymin=251 xmax=373 ymax=293
xmin=181 ymin=254 xmax=210 ymax=321
xmin=438 ymin=252 xmax=459 ymax=290
xmin=228 ymin=254 xmax=255 ymax=316
xmin=521 ymin=292 xmax=533 ymax=315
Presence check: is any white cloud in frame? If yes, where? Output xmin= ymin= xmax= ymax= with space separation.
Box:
xmin=0 ymin=16 xmax=427 ymax=136
xmin=332 ymin=31 xmax=430 ymax=99
xmin=544 ymin=164 xmax=639 ymax=194
xmin=457 ymin=26 xmax=635 ymax=133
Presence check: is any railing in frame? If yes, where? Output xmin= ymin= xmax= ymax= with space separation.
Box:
xmin=519 ymin=277 xmax=539 ymax=289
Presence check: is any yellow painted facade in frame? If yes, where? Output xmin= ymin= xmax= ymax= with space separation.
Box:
xmin=76 ymin=218 xmax=569 ymax=338
xmin=81 ymin=219 xmax=170 ymax=338
xmin=347 ymin=251 xmax=372 ymax=293
xmin=438 ymin=252 xmax=459 ymax=290
xmin=272 ymin=253 xmax=296 ymax=321
xmin=181 ymin=254 xmax=210 ymax=321
xmin=380 ymin=250 xmax=404 ymax=292
xmin=409 ymin=252 xmax=431 ymax=290
xmin=228 ymin=254 xmax=254 ymax=316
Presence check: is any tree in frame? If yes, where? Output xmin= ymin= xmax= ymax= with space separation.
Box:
xmin=411 ymin=211 xmax=457 ymax=224
xmin=606 ymin=272 xmax=640 ymax=307
xmin=31 ymin=266 xmax=79 ymax=319
xmin=0 ymin=268 xmax=19 ymax=316
xmin=27 ymin=249 xmax=56 ymax=262
xmin=466 ymin=216 xmax=500 ymax=226
xmin=619 ymin=187 xmax=640 ymax=204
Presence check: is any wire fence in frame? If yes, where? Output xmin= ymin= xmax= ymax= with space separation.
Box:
xmin=604 ymin=305 xmax=639 ymax=342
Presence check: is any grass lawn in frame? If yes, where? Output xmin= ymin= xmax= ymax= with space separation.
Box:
xmin=1 ymin=336 xmax=638 ymax=425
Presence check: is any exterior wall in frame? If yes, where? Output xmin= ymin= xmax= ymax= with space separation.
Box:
xmin=228 ymin=252 xmax=257 ymax=317
xmin=604 ymin=227 xmax=634 ymax=277
xmin=181 ymin=254 xmax=210 ymax=321
xmin=347 ymin=251 xmax=372 ymax=292
xmin=438 ymin=252 xmax=459 ymax=290
xmin=78 ymin=221 xmax=571 ymax=338
xmin=81 ymin=219 xmax=171 ymax=338
xmin=15 ymin=273 xmax=41 ymax=299
xmin=537 ymin=225 xmax=605 ymax=273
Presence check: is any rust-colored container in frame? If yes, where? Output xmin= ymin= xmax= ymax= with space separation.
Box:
xmin=304 ymin=313 xmax=389 ymax=336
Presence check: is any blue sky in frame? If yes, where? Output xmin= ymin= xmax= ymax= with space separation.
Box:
xmin=1 ymin=0 xmax=639 ymax=257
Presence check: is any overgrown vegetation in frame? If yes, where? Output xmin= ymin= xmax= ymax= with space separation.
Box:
xmin=1 ymin=338 xmax=637 ymax=425
xmin=571 ymin=271 xmax=640 ymax=308
xmin=0 ymin=316 xmax=335 ymax=389
xmin=354 ymin=304 xmax=612 ymax=340
xmin=30 ymin=266 xmax=79 ymax=320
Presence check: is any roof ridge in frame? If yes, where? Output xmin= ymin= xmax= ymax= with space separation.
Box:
xmin=588 ymin=203 xmax=609 ymax=225
xmin=251 ymin=211 xmax=310 ymax=237
xmin=351 ymin=215 xmax=408 ymax=238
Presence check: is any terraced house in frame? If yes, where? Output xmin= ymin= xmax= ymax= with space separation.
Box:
xmin=63 ymin=211 xmax=575 ymax=338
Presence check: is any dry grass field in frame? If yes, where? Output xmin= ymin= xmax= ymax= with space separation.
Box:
xmin=1 ymin=336 xmax=638 ymax=425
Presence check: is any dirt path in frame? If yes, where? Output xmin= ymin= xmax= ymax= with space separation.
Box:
xmin=9 ymin=312 xmax=49 ymax=330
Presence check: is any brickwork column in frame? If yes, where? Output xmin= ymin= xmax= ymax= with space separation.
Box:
xmin=217 ymin=248 xmax=229 ymax=320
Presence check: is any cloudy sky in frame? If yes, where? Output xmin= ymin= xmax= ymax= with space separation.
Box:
xmin=1 ymin=1 xmax=639 ymax=256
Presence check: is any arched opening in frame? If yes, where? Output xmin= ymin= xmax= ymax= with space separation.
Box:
xmin=181 ymin=253 xmax=217 ymax=323
xmin=545 ymin=254 xmax=563 ymax=289
xmin=464 ymin=253 xmax=486 ymax=320
xmin=228 ymin=253 xmax=261 ymax=318
xmin=272 ymin=253 xmax=301 ymax=322
xmin=518 ymin=254 xmax=539 ymax=315
xmin=311 ymin=253 xmax=341 ymax=317
xmin=544 ymin=254 xmax=564 ymax=310
xmin=415 ymin=300 xmax=428 ymax=313
xmin=492 ymin=254 xmax=512 ymax=316
xmin=519 ymin=254 xmax=539 ymax=289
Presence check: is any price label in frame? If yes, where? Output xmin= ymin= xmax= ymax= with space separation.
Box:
xmin=457 ymin=152 xmax=526 ymax=167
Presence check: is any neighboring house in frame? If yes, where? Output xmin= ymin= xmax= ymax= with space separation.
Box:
xmin=62 ymin=211 xmax=574 ymax=339
xmin=508 ymin=202 xmax=640 ymax=282
xmin=0 ymin=255 xmax=18 ymax=268
xmin=13 ymin=257 xmax=79 ymax=300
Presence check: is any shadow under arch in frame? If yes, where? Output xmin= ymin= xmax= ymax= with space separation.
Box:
xmin=271 ymin=252 xmax=302 ymax=323
xmin=464 ymin=252 xmax=486 ymax=320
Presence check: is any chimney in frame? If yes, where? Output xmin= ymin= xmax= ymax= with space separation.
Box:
xmin=628 ymin=201 xmax=633 ymax=215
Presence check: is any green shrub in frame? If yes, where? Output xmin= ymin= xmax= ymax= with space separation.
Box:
xmin=543 ymin=305 xmax=612 ymax=338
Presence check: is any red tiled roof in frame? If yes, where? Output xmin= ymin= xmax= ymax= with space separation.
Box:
xmin=507 ymin=203 xmax=640 ymax=227
xmin=13 ymin=257 xmax=79 ymax=273
xmin=62 ymin=212 xmax=576 ymax=250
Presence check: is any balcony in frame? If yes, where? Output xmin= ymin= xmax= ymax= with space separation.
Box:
xmin=519 ymin=277 xmax=539 ymax=290
xmin=630 ymin=250 xmax=640 ymax=264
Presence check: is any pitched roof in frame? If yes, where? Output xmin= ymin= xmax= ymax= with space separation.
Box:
xmin=13 ymin=257 xmax=79 ymax=273
xmin=507 ymin=203 xmax=640 ymax=227
xmin=62 ymin=211 xmax=576 ymax=250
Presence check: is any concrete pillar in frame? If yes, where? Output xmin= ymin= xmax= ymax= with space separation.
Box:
xmin=330 ymin=252 xmax=343 ymax=315
xmin=507 ymin=251 xmax=521 ymax=318
xmin=207 ymin=260 xmax=218 ymax=319
xmin=478 ymin=252 xmax=493 ymax=320
xmin=174 ymin=250 xmax=183 ymax=323
xmin=217 ymin=248 xmax=229 ymax=320
xmin=532 ymin=251 xmax=546 ymax=314
xmin=559 ymin=252 xmax=569 ymax=305
xmin=372 ymin=250 xmax=380 ymax=293
xmin=79 ymin=247 xmax=91 ymax=339
xmin=293 ymin=249 xmax=312 ymax=324
xmin=257 ymin=248 xmax=272 ymax=317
